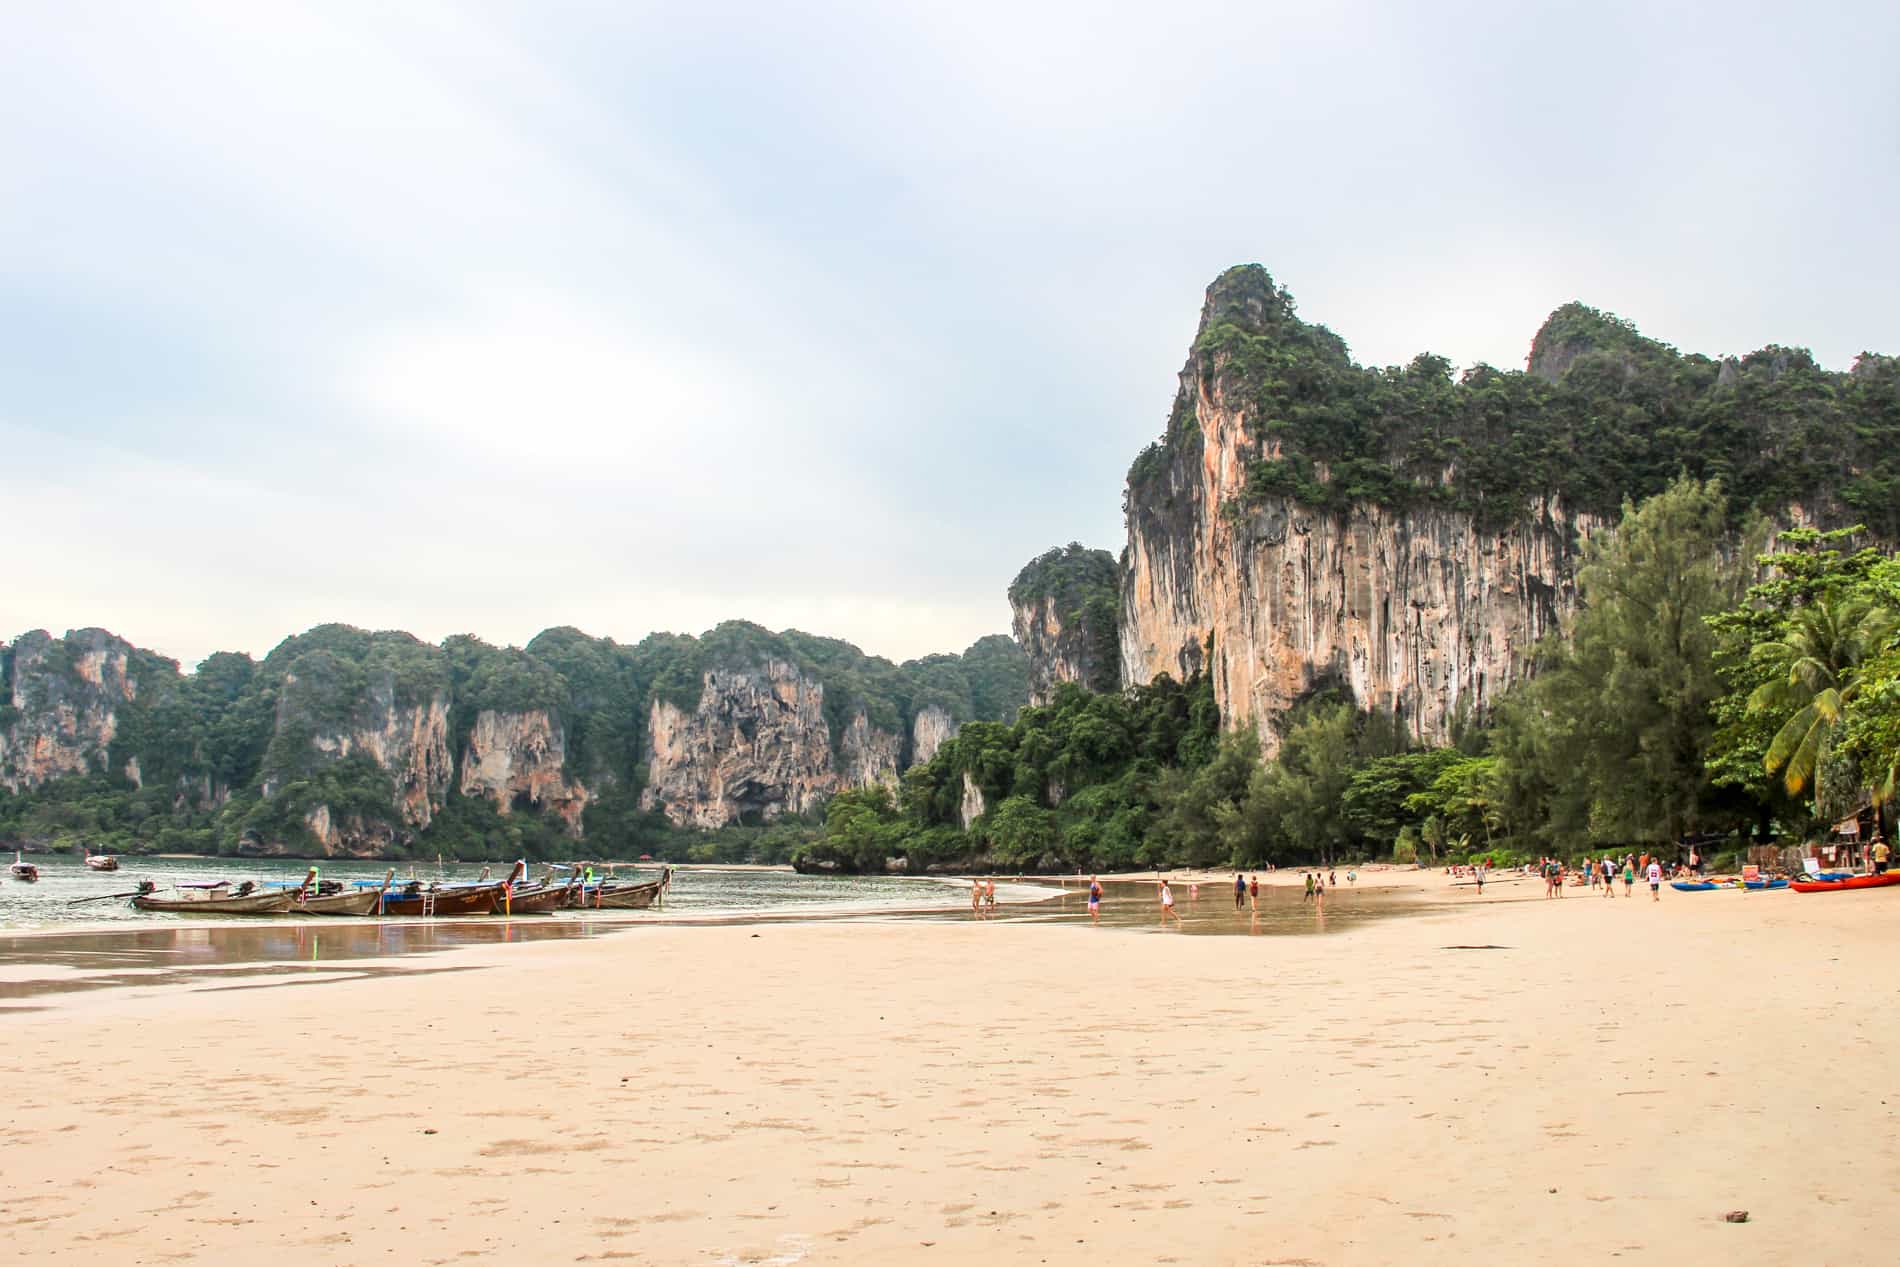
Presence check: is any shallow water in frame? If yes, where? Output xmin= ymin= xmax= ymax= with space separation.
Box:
xmin=929 ymin=876 xmax=1439 ymax=935
xmin=0 ymin=856 xmax=1011 ymax=930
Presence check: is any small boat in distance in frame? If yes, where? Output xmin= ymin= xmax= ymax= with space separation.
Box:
xmin=9 ymin=852 xmax=38 ymax=882
xmin=83 ymin=846 xmax=119 ymax=872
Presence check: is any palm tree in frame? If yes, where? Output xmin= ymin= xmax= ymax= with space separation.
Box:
xmin=1748 ymin=596 xmax=1895 ymax=813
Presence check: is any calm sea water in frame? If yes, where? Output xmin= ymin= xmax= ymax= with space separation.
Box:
xmin=0 ymin=856 xmax=1020 ymax=931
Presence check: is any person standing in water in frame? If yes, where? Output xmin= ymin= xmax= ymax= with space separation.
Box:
xmin=1159 ymin=877 xmax=1182 ymax=926
xmin=1234 ymin=872 xmax=1247 ymax=909
xmin=1087 ymin=874 xmax=1103 ymax=924
xmin=972 ymin=879 xmax=983 ymax=917
xmin=1303 ymin=872 xmax=1316 ymax=901
xmin=985 ymin=876 xmax=997 ymax=914
xmin=1248 ymin=873 xmax=1260 ymax=911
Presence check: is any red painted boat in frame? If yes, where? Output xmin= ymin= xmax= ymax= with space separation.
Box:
xmin=1789 ymin=873 xmax=1900 ymax=893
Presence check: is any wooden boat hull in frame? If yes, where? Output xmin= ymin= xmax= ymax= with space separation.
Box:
xmin=583 ymin=879 xmax=664 ymax=910
xmin=85 ymin=858 xmax=119 ymax=872
xmin=1790 ymin=873 xmax=1900 ymax=893
xmin=133 ymin=890 xmax=293 ymax=915
xmin=495 ymin=884 xmax=575 ymax=915
xmin=9 ymin=867 xmax=38 ymax=882
xmin=378 ymin=885 xmax=502 ymax=917
xmin=293 ymin=888 xmax=391 ymax=916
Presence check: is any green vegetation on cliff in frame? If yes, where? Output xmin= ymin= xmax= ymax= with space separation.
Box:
xmin=0 ymin=619 xmax=1030 ymax=862
xmin=1132 ymin=264 xmax=1900 ymax=535
xmin=1009 ymin=544 xmax=1120 ymax=695
xmin=811 ymin=481 xmax=1900 ymax=873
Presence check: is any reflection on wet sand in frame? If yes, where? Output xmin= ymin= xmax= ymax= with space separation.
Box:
xmin=0 ymin=918 xmax=627 ymax=1005
xmin=924 ymin=877 xmax=1446 ymax=935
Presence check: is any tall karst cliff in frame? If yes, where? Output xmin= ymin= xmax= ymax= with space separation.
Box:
xmin=1101 ymin=264 xmax=1898 ymax=752
xmin=0 ymin=621 xmax=1030 ymax=855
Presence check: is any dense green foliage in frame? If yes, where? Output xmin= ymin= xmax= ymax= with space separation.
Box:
xmin=0 ymin=619 xmax=1029 ymax=861
xmin=811 ymin=481 xmax=1900 ymax=874
xmin=1131 ymin=265 xmax=1900 ymax=534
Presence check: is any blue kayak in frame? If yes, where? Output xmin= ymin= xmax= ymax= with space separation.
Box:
xmin=1744 ymin=877 xmax=1790 ymax=890
xmin=1671 ymin=881 xmax=1721 ymax=892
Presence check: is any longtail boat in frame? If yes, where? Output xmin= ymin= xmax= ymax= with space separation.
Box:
xmin=581 ymin=866 xmax=672 ymax=910
xmin=1790 ymin=872 xmax=1900 ymax=894
xmin=9 ymin=851 xmax=39 ymax=882
xmin=498 ymin=873 xmax=581 ymax=915
xmin=291 ymin=869 xmax=396 ymax=916
xmin=83 ymin=846 xmax=119 ymax=872
xmin=375 ymin=882 xmax=500 ymax=917
xmin=132 ymin=881 xmax=292 ymax=915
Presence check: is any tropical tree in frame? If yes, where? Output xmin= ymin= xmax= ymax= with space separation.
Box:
xmin=1748 ymin=595 xmax=1896 ymax=814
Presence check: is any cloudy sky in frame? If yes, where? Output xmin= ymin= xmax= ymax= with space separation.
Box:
xmin=4 ymin=1 xmax=1894 ymax=671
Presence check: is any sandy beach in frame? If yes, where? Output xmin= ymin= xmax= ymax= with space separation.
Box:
xmin=3 ymin=871 xmax=1894 ymax=1265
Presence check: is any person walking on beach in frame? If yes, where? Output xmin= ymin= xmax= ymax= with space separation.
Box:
xmin=1600 ymin=857 xmax=1614 ymax=898
xmin=1159 ymin=878 xmax=1182 ymax=926
xmin=1235 ymin=872 xmax=1247 ymax=909
xmin=985 ymin=877 xmax=997 ymax=913
xmin=1087 ymin=874 xmax=1103 ymax=924
xmin=1474 ymin=865 xmax=1485 ymax=896
xmin=1328 ymin=868 xmax=1337 ymax=888
xmin=1303 ymin=871 xmax=1316 ymax=902
xmin=1248 ymin=873 xmax=1260 ymax=911
xmin=1622 ymin=856 xmax=1636 ymax=897
xmin=1646 ymin=858 xmax=1662 ymax=901
xmin=972 ymin=879 xmax=983 ymax=917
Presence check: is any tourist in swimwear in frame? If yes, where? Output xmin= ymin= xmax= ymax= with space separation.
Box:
xmin=1248 ymin=873 xmax=1259 ymax=910
xmin=1622 ymin=856 xmax=1635 ymax=897
xmin=1234 ymin=872 xmax=1246 ymax=909
xmin=1088 ymin=874 xmax=1103 ymax=924
xmin=972 ymin=879 xmax=983 ymax=917
xmin=1159 ymin=877 xmax=1182 ymax=926
xmin=985 ymin=876 xmax=997 ymax=913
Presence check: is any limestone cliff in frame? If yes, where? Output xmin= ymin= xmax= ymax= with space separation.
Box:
xmin=0 ymin=629 xmax=141 ymax=792
xmin=1119 ymin=267 xmax=1611 ymax=753
xmin=1009 ymin=545 xmax=1120 ymax=705
xmin=910 ymin=705 xmax=956 ymax=765
xmin=640 ymin=659 xmax=907 ymax=829
xmin=457 ymin=709 xmax=589 ymax=835
xmin=254 ymin=650 xmax=455 ymax=855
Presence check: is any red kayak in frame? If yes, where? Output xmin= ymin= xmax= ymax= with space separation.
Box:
xmin=1790 ymin=873 xmax=1900 ymax=894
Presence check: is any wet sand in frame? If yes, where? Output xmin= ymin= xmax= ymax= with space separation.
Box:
xmin=2 ymin=870 xmax=1894 ymax=1264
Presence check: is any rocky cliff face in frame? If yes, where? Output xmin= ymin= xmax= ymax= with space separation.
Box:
xmin=910 ymin=705 xmax=956 ymax=765
xmin=1008 ymin=545 xmax=1120 ymax=705
xmin=262 ymin=664 xmax=455 ymax=850
xmin=0 ymin=629 xmax=142 ymax=793
xmin=458 ymin=709 xmax=589 ymax=835
xmin=1119 ymin=270 xmax=1608 ymax=753
xmin=641 ymin=659 xmax=910 ymax=829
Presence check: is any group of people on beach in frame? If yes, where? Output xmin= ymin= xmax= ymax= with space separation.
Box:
xmin=1536 ymin=854 xmax=1664 ymax=900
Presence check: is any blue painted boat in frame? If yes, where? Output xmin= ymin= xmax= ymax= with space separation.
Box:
xmin=1671 ymin=881 xmax=1719 ymax=892
xmin=1743 ymin=877 xmax=1789 ymax=890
